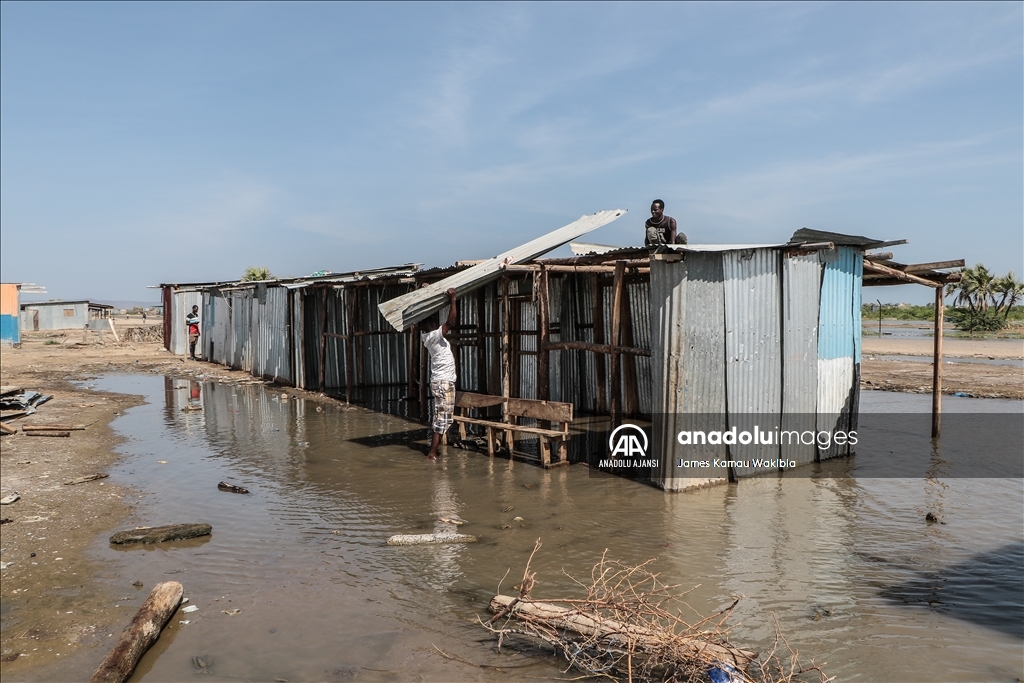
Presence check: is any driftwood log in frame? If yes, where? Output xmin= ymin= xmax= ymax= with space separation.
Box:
xmin=25 ymin=430 xmax=71 ymax=438
xmin=65 ymin=473 xmax=109 ymax=485
xmin=23 ymin=424 xmax=87 ymax=431
xmin=89 ymin=581 xmax=184 ymax=683
xmin=110 ymin=523 xmax=212 ymax=545
xmin=386 ymin=532 xmax=478 ymax=546
xmin=488 ymin=594 xmax=758 ymax=670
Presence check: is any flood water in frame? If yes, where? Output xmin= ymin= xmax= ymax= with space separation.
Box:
xmin=70 ymin=376 xmax=1024 ymax=682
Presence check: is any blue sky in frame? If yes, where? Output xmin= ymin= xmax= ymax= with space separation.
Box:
xmin=1 ymin=2 xmax=1020 ymax=304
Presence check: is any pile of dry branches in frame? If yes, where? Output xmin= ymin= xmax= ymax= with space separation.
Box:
xmin=119 ymin=326 xmax=163 ymax=343
xmin=483 ymin=540 xmax=831 ymax=683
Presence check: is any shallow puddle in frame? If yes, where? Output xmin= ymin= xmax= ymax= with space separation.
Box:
xmin=57 ymin=376 xmax=1024 ymax=681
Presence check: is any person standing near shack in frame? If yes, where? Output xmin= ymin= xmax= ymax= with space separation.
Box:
xmin=644 ymin=199 xmax=687 ymax=246
xmin=420 ymin=288 xmax=459 ymax=460
xmin=185 ymin=305 xmax=200 ymax=360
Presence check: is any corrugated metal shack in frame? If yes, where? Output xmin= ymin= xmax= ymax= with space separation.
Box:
xmin=160 ymin=226 xmax=964 ymax=488
xmin=19 ymin=300 xmax=113 ymax=331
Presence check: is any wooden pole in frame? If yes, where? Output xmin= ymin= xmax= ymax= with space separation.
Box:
xmin=476 ymin=287 xmax=487 ymax=394
xmin=318 ymin=288 xmax=328 ymax=392
xmin=932 ymin=286 xmax=944 ymax=437
xmin=407 ymin=323 xmax=417 ymax=399
xmin=88 ymin=581 xmax=184 ymax=683
xmin=344 ymin=288 xmax=356 ymax=401
xmin=620 ymin=277 xmax=639 ymax=417
xmin=501 ymin=276 xmax=514 ymax=454
xmin=609 ymin=261 xmax=626 ymax=426
xmin=537 ymin=267 xmax=551 ymax=402
xmin=501 ymin=276 xmax=511 ymax=421
xmin=592 ymin=274 xmax=607 ymax=414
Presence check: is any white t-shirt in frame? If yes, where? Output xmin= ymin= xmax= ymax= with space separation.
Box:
xmin=421 ymin=328 xmax=456 ymax=383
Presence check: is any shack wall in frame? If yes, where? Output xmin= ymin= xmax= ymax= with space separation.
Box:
xmin=20 ymin=302 xmax=88 ymax=331
xmin=0 ymin=284 xmax=19 ymax=344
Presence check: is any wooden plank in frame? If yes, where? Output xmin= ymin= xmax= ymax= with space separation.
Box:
xmin=506 ymin=397 xmax=573 ymax=424
xmin=452 ymin=415 xmax=567 ymax=438
xmin=543 ymin=340 xmax=652 ymax=357
xmin=501 ymin=277 xmax=511 ymax=424
xmin=455 ymin=391 xmax=507 ymax=409
xmin=377 ymin=210 xmax=627 ymax=331
xmin=904 ymin=259 xmax=965 ymax=273
xmin=862 ymin=261 xmax=942 ymax=287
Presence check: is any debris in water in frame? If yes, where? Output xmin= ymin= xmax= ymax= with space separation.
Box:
xmin=484 ymin=539 xmax=831 ymax=683
xmin=110 ymin=523 xmax=212 ymax=545
xmin=925 ymin=512 xmax=945 ymax=524
xmin=386 ymin=533 xmax=478 ymax=546
xmin=217 ymin=481 xmax=249 ymax=494
xmin=182 ymin=605 xmax=199 ymax=613
xmin=0 ymin=493 xmax=20 ymax=505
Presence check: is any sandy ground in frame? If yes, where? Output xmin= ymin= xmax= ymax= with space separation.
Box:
xmin=861 ymin=336 xmax=1024 ymax=399
xmin=0 ymin=329 xmax=1021 ymax=678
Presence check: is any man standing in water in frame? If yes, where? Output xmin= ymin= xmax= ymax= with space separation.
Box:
xmin=185 ymin=305 xmax=200 ymax=360
xmin=421 ymin=288 xmax=459 ymax=460
xmin=644 ymin=199 xmax=687 ymax=246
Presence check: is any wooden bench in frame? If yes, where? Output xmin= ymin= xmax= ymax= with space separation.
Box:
xmin=449 ymin=392 xmax=573 ymax=468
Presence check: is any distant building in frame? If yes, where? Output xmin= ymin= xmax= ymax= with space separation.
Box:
xmin=20 ymin=300 xmax=114 ymax=332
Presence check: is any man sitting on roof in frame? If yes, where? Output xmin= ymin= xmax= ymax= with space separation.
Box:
xmin=644 ymin=199 xmax=687 ymax=246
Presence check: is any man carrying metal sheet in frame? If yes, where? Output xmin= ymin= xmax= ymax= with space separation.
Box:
xmin=644 ymin=199 xmax=687 ymax=246
xmin=185 ymin=305 xmax=200 ymax=360
xmin=421 ymin=288 xmax=459 ymax=460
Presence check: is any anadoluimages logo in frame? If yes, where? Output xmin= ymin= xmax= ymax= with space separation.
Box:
xmin=599 ymin=424 xmax=658 ymax=469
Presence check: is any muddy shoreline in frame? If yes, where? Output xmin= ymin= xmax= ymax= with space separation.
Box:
xmin=1 ymin=330 xmax=1021 ymax=679
xmin=0 ymin=333 xmax=343 ymax=679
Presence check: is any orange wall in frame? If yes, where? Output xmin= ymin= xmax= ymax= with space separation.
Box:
xmin=0 ymin=283 xmax=18 ymax=316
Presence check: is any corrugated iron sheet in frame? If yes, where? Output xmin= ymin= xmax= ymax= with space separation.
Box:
xmin=816 ymin=246 xmax=858 ymax=459
xmin=781 ymin=252 xmax=821 ymax=465
xmin=723 ymin=248 xmax=781 ymax=476
xmin=651 ymin=253 xmax=729 ymax=491
xmin=170 ymin=290 xmax=203 ymax=355
xmin=378 ymin=209 xmax=626 ymax=331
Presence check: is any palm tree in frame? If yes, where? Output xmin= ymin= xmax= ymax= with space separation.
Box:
xmin=994 ymin=272 xmax=1024 ymax=320
xmin=241 ymin=266 xmax=274 ymax=282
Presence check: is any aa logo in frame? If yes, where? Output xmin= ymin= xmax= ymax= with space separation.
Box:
xmin=608 ymin=424 xmax=648 ymax=458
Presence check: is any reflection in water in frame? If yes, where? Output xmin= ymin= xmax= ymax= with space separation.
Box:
xmin=69 ymin=376 xmax=1024 ymax=683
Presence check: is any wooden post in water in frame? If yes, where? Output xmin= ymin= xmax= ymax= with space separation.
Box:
xmin=932 ymin=285 xmax=944 ymax=438
xmin=608 ymin=261 xmax=626 ymax=427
